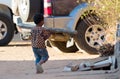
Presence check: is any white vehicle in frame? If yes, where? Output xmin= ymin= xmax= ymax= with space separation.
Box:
xmin=0 ymin=0 xmax=15 ymax=45
xmin=0 ymin=0 xmax=43 ymax=46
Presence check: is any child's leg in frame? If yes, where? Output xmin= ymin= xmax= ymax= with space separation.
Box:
xmin=32 ymin=48 xmax=41 ymax=65
xmin=33 ymin=48 xmax=49 ymax=73
xmin=38 ymin=48 xmax=49 ymax=65
xmin=35 ymin=54 xmax=41 ymax=65
xmin=32 ymin=48 xmax=43 ymax=73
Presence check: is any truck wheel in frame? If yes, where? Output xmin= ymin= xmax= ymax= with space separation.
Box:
xmin=18 ymin=0 xmax=42 ymax=22
xmin=11 ymin=0 xmax=19 ymax=15
xmin=50 ymin=41 xmax=78 ymax=53
xmin=75 ymin=14 xmax=106 ymax=54
xmin=0 ymin=13 xmax=14 ymax=46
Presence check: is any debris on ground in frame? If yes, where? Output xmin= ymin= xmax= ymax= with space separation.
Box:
xmin=97 ymin=43 xmax=114 ymax=57
xmin=63 ymin=56 xmax=117 ymax=72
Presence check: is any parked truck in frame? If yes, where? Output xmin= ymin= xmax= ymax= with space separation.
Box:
xmin=44 ymin=0 xmax=106 ymax=54
xmin=0 ymin=0 xmax=106 ymax=54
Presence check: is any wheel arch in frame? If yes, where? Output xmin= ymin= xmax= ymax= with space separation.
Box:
xmin=0 ymin=4 xmax=13 ymax=19
xmin=0 ymin=4 xmax=18 ymax=33
xmin=66 ymin=3 xmax=93 ymax=31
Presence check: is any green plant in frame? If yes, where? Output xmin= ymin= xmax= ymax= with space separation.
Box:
xmin=89 ymin=0 xmax=120 ymax=27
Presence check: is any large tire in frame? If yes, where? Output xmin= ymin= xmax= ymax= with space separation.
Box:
xmin=75 ymin=14 xmax=106 ymax=54
xmin=18 ymin=0 xmax=43 ymax=22
xmin=50 ymin=41 xmax=79 ymax=53
xmin=0 ymin=13 xmax=14 ymax=46
xmin=11 ymin=0 xmax=19 ymax=15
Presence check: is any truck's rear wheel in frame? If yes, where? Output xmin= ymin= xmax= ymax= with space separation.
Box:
xmin=0 ymin=13 xmax=14 ymax=46
xmin=50 ymin=41 xmax=78 ymax=53
xmin=75 ymin=14 xmax=106 ymax=54
xmin=18 ymin=0 xmax=42 ymax=22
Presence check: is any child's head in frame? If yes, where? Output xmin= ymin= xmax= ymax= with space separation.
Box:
xmin=33 ymin=13 xmax=44 ymax=25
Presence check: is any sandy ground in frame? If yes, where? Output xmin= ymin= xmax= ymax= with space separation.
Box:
xmin=0 ymin=34 xmax=119 ymax=79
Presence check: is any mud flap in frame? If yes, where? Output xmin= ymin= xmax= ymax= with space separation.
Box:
xmin=66 ymin=38 xmax=74 ymax=48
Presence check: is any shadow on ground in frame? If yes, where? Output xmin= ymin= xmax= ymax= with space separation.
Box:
xmin=0 ymin=59 xmax=119 ymax=79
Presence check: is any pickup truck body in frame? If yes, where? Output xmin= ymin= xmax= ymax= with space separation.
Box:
xmin=44 ymin=0 xmax=106 ymax=54
xmin=0 ymin=0 xmax=106 ymax=55
xmin=45 ymin=0 xmax=89 ymax=29
xmin=50 ymin=0 xmax=84 ymax=16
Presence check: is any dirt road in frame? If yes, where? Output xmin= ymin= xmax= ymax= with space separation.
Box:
xmin=0 ymin=34 xmax=119 ymax=79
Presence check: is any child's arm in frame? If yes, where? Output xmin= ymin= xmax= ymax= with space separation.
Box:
xmin=42 ymin=30 xmax=51 ymax=40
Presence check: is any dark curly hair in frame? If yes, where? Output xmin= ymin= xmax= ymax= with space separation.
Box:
xmin=33 ymin=13 xmax=44 ymax=24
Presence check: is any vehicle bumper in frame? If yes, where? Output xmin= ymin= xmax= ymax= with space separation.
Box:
xmin=44 ymin=16 xmax=71 ymax=29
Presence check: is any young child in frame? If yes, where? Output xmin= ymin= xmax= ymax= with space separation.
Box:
xmin=31 ymin=13 xmax=51 ymax=74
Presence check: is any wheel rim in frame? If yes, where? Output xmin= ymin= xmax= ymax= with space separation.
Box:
xmin=19 ymin=0 xmax=28 ymax=15
xmin=0 ymin=20 xmax=7 ymax=40
xmin=85 ymin=24 xmax=106 ymax=49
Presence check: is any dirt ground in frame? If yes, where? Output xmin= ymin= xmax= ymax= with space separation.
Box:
xmin=0 ymin=34 xmax=119 ymax=79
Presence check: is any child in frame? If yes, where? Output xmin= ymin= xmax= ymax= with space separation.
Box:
xmin=31 ymin=13 xmax=51 ymax=74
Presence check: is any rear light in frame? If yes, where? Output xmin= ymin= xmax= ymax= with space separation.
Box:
xmin=44 ymin=0 xmax=52 ymax=17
